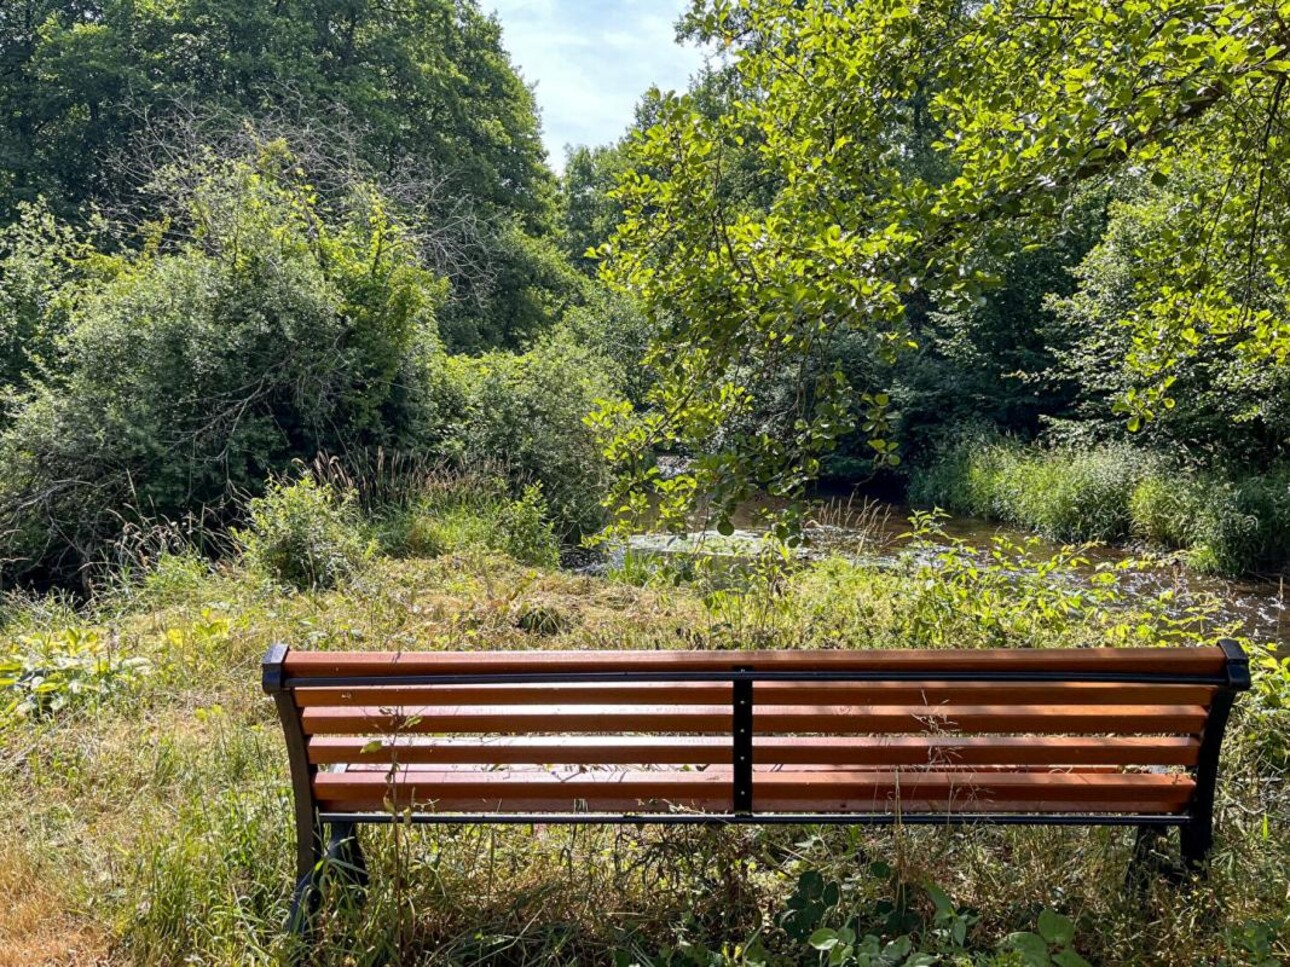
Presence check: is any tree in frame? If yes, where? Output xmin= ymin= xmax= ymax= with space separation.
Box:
xmin=560 ymin=143 xmax=630 ymax=276
xmin=599 ymin=0 xmax=1290 ymax=533
xmin=0 ymin=0 xmax=555 ymax=228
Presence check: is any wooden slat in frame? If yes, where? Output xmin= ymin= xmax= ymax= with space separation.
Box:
xmin=336 ymin=763 xmax=1129 ymax=775
xmin=295 ymin=683 xmax=729 ymax=708
xmin=315 ymin=769 xmax=732 ymax=812
xmin=753 ymin=771 xmax=1195 ymax=806
xmin=309 ymin=735 xmax=734 ymax=765
xmin=307 ymin=734 xmax=1201 ymax=768
xmin=284 ymin=646 xmax=1227 ymax=679
xmin=313 ymin=768 xmax=1195 ymax=814
xmin=290 ymin=681 xmax=1215 ymax=709
xmin=299 ymin=704 xmax=1208 ymax=736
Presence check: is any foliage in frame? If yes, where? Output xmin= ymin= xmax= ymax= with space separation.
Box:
xmin=599 ymin=0 xmax=1290 ymax=531
xmin=437 ymin=218 xmax=591 ymax=353
xmin=910 ymin=437 xmax=1158 ymax=543
xmin=911 ymin=436 xmax=1290 ymax=575
xmin=0 ymin=201 xmax=85 ymax=421
xmin=0 ymin=0 xmax=555 ymax=231
xmin=235 ymin=475 xmax=373 ymax=591
xmin=0 ymin=149 xmax=445 ymax=583
xmin=562 ymin=143 xmax=632 ymax=276
xmin=559 ymin=287 xmax=657 ymax=406
xmin=426 ymin=333 xmax=623 ymax=538
xmin=1047 ymin=164 xmax=1290 ymax=468
xmin=627 ymin=867 xmax=1094 ymax=967
xmin=1 ymin=625 xmax=149 ymax=724
xmin=384 ymin=475 xmax=560 ymax=568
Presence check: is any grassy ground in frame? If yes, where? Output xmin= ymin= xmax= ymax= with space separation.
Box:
xmin=1 ymin=538 xmax=1287 ymax=966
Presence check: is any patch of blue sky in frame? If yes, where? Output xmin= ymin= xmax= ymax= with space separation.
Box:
xmin=487 ymin=1 xmax=710 ymax=169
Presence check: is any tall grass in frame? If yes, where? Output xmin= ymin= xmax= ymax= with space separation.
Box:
xmin=910 ymin=437 xmax=1290 ymax=576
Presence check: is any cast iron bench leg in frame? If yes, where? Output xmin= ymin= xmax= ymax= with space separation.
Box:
xmin=1179 ymin=817 xmax=1213 ymax=874
xmin=326 ymin=821 xmax=370 ymax=892
xmin=286 ymin=818 xmax=324 ymax=939
xmin=1125 ymin=824 xmax=1173 ymax=891
xmin=285 ymin=822 xmax=369 ymax=939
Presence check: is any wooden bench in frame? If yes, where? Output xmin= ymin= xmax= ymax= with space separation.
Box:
xmin=263 ymin=641 xmax=1250 ymax=933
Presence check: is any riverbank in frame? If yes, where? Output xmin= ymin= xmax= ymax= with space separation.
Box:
xmin=906 ymin=438 xmax=1290 ymax=578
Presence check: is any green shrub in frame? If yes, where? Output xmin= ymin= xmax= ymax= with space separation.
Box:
xmin=1129 ymin=474 xmax=1207 ymax=548
xmin=424 ymin=333 xmax=621 ymax=538
xmin=1190 ymin=472 xmax=1290 ymax=575
xmin=235 ymin=476 xmax=373 ymax=590
xmin=0 ymin=151 xmax=446 ymax=585
xmin=913 ymin=436 xmax=1290 ymax=574
xmin=382 ymin=475 xmax=560 ymax=567
xmin=911 ymin=438 xmax=1150 ymax=542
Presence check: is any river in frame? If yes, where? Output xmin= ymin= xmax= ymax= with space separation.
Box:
xmin=605 ymin=494 xmax=1288 ymax=650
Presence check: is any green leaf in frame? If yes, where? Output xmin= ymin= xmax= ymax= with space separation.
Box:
xmin=809 ymin=928 xmax=838 ymax=951
xmin=1038 ymin=910 xmax=1075 ymax=947
xmin=1003 ymin=931 xmax=1052 ymax=967
xmin=926 ymin=885 xmax=955 ymax=918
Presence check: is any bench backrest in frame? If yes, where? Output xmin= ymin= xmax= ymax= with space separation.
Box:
xmin=263 ymin=643 xmax=1249 ymax=823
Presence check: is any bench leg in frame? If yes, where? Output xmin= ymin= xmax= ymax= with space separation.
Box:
xmin=285 ymin=821 xmax=369 ymax=940
xmin=1125 ymin=824 xmax=1168 ymax=892
xmin=287 ymin=873 xmax=321 ymax=938
xmin=326 ymin=821 xmax=370 ymax=893
xmin=1179 ymin=818 xmax=1213 ymax=875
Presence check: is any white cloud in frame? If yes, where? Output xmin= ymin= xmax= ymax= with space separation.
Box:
xmin=487 ymin=0 xmax=708 ymax=170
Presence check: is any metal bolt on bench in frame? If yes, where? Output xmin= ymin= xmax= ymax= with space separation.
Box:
xmin=263 ymin=640 xmax=1250 ymax=938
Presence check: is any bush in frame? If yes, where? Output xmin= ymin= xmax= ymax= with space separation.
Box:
xmin=1 ymin=626 xmax=150 ymax=724
xmin=235 ymin=476 xmax=372 ymax=590
xmin=1129 ymin=473 xmax=1207 ymax=548
xmin=912 ymin=436 xmax=1290 ymax=575
xmin=424 ymin=333 xmax=621 ymax=538
xmin=1191 ymin=471 xmax=1290 ymax=575
xmin=910 ymin=437 xmax=1151 ymax=542
xmin=383 ymin=474 xmax=559 ymax=567
xmin=0 ymin=150 xmax=446 ymax=584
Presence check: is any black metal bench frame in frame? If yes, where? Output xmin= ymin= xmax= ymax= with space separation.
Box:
xmin=262 ymin=640 xmax=1250 ymax=935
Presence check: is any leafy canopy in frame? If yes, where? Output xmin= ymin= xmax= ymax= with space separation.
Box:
xmin=598 ymin=0 xmax=1290 ymax=534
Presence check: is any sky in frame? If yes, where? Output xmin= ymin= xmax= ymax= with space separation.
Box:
xmin=487 ymin=0 xmax=709 ymax=170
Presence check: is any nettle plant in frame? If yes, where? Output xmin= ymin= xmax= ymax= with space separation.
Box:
xmin=1 ymin=626 xmax=149 ymax=723
xmin=798 ymin=869 xmax=1091 ymax=967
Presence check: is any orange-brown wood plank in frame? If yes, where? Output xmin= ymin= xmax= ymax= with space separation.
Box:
xmin=308 ymin=734 xmax=1200 ymax=767
xmin=335 ymin=763 xmax=1130 ymax=775
xmin=290 ymin=681 xmax=1215 ymax=709
xmin=315 ymin=768 xmax=732 ymax=811
xmin=313 ymin=768 xmax=1194 ymax=814
xmin=752 ymin=771 xmax=1195 ymax=806
xmin=309 ymin=735 xmax=735 ymax=765
xmin=299 ymin=704 xmax=1208 ymax=736
xmin=284 ymin=646 xmax=1227 ymax=679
